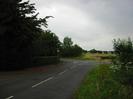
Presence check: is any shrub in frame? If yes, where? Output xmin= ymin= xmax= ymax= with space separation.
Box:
xmin=111 ymin=38 xmax=133 ymax=87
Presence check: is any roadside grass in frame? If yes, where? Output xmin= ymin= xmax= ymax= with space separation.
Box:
xmin=74 ymin=64 xmax=133 ymax=99
xmin=72 ymin=53 xmax=115 ymax=62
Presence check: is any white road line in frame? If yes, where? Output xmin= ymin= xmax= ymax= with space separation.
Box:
xmin=32 ymin=77 xmax=53 ymax=88
xmin=58 ymin=70 xmax=67 ymax=75
xmin=5 ymin=96 xmax=14 ymax=99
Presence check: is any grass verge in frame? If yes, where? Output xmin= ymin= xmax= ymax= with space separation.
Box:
xmin=74 ymin=64 xmax=133 ymax=99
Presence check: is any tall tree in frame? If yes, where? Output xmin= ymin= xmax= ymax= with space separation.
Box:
xmin=61 ymin=36 xmax=83 ymax=57
xmin=33 ymin=30 xmax=60 ymax=56
xmin=63 ymin=37 xmax=73 ymax=48
xmin=0 ymin=0 xmax=50 ymax=69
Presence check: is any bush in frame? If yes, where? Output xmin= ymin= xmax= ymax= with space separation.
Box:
xmin=111 ymin=38 xmax=133 ymax=87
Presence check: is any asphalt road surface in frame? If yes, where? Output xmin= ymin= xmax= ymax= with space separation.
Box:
xmin=0 ymin=59 xmax=97 ymax=99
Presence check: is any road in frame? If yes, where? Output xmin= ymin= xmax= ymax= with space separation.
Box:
xmin=0 ymin=59 xmax=97 ymax=99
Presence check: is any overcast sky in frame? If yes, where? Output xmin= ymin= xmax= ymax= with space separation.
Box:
xmin=31 ymin=0 xmax=133 ymax=51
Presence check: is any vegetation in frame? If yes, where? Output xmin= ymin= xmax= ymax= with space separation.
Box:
xmin=33 ymin=30 xmax=60 ymax=57
xmin=111 ymin=38 xmax=133 ymax=87
xmin=1 ymin=0 xmax=133 ymax=98
xmin=0 ymin=0 xmax=57 ymax=70
xmin=74 ymin=64 xmax=133 ymax=99
xmin=89 ymin=49 xmax=114 ymax=54
xmin=74 ymin=38 xmax=133 ymax=99
xmin=89 ymin=49 xmax=98 ymax=53
xmin=60 ymin=37 xmax=83 ymax=57
xmin=73 ymin=53 xmax=115 ymax=62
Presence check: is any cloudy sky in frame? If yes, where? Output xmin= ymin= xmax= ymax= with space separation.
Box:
xmin=31 ymin=0 xmax=133 ymax=51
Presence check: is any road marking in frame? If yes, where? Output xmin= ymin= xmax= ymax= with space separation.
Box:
xmin=58 ymin=70 xmax=67 ymax=75
xmin=32 ymin=77 xmax=53 ymax=88
xmin=5 ymin=96 xmax=14 ymax=99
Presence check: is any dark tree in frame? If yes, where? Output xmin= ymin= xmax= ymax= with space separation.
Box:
xmin=0 ymin=0 xmax=50 ymax=69
xmin=89 ymin=49 xmax=97 ymax=53
xmin=72 ymin=44 xmax=83 ymax=56
xmin=63 ymin=37 xmax=73 ymax=48
xmin=33 ymin=30 xmax=61 ymax=56
xmin=61 ymin=36 xmax=83 ymax=57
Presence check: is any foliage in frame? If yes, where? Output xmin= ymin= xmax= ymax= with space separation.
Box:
xmin=89 ymin=49 xmax=114 ymax=54
xmin=0 ymin=0 xmax=51 ymax=69
xmin=63 ymin=37 xmax=73 ymax=48
xmin=112 ymin=38 xmax=133 ymax=87
xmin=61 ymin=37 xmax=83 ymax=57
xmin=72 ymin=44 xmax=83 ymax=56
xmin=89 ymin=49 xmax=98 ymax=53
xmin=33 ymin=30 xmax=61 ymax=56
xmin=74 ymin=64 xmax=133 ymax=99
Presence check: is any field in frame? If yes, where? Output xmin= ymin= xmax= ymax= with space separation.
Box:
xmin=74 ymin=64 xmax=133 ymax=99
xmin=74 ymin=53 xmax=115 ymax=62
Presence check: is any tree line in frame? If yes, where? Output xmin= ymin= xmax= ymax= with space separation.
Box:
xmin=60 ymin=37 xmax=83 ymax=57
xmin=0 ymin=0 xmax=83 ymax=70
xmin=0 ymin=0 xmax=51 ymax=69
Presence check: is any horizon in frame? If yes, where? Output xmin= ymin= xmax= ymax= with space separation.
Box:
xmin=30 ymin=0 xmax=133 ymax=50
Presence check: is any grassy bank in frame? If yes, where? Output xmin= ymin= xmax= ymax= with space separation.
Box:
xmin=71 ymin=53 xmax=115 ymax=62
xmin=74 ymin=64 xmax=133 ymax=99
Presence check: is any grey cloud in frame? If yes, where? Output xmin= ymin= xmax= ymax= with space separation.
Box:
xmin=30 ymin=0 xmax=133 ymax=50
